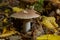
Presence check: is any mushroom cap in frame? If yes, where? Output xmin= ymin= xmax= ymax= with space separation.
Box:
xmin=21 ymin=0 xmax=37 ymax=3
xmin=10 ymin=9 xmax=39 ymax=19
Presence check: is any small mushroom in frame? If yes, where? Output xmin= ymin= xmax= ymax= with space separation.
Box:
xmin=10 ymin=9 xmax=39 ymax=33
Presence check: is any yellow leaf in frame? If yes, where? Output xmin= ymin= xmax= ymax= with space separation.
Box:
xmin=37 ymin=34 xmax=60 ymax=40
xmin=5 ymin=9 xmax=10 ymax=13
xmin=3 ymin=18 xmax=7 ymax=23
xmin=41 ymin=16 xmax=58 ymax=33
xmin=2 ymin=27 xmax=7 ymax=34
xmin=12 ymin=7 xmax=23 ymax=13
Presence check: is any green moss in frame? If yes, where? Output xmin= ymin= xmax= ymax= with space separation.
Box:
xmin=34 ymin=0 xmax=44 ymax=12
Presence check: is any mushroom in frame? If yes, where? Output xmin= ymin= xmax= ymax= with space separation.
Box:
xmin=10 ymin=9 xmax=39 ymax=33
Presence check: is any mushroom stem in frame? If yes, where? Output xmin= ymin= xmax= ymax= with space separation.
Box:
xmin=23 ymin=21 xmax=31 ymax=33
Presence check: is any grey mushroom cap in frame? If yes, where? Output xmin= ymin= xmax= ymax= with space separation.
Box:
xmin=10 ymin=9 xmax=40 ymax=19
